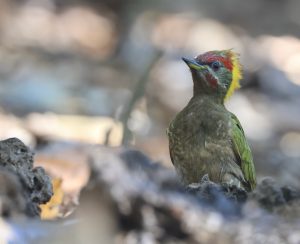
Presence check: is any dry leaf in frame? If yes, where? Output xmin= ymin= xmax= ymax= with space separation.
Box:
xmin=35 ymin=142 xmax=91 ymax=217
xmin=40 ymin=178 xmax=64 ymax=220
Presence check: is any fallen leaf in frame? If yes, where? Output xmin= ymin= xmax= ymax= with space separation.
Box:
xmin=40 ymin=178 xmax=64 ymax=220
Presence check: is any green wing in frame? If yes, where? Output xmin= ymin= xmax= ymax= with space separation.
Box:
xmin=230 ymin=113 xmax=256 ymax=191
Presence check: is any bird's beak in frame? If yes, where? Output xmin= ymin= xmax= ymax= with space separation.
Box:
xmin=182 ymin=57 xmax=206 ymax=71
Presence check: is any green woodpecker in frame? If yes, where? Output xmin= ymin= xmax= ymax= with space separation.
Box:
xmin=167 ymin=50 xmax=256 ymax=191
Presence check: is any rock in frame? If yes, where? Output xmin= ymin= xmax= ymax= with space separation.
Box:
xmin=251 ymin=177 xmax=300 ymax=217
xmin=186 ymin=175 xmax=247 ymax=217
xmin=0 ymin=138 xmax=53 ymax=217
xmin=78 ymin=146 xmax=300 ymax=243
xmin=13 ymin=145 xmax=299 ymax=243
xmin=0 ymin=168 xmax=26 ymax=217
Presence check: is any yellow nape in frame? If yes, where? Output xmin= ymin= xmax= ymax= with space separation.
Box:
xmin=224 ymin=51 xmax=242 ymax=101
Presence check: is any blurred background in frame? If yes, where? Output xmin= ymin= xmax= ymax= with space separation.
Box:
xmin=0 ymin=0 xmax=300 ymax=187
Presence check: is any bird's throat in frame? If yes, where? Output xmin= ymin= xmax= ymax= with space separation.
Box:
xmin=193 ymin=86 xmax=225 ymax=105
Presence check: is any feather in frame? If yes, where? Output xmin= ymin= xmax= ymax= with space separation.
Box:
xmin=230 ymin=113 xmax=256 ymax=190
xmin=224 ymin=51 xmax=242 ymax=101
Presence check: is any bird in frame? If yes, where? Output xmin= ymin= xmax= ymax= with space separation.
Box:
xmin=167 ymin=50 xmax=256 ymax=191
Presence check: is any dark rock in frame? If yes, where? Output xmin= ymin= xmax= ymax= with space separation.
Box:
xmin=0 ymin=137 xmax=53 ymax=217
xmin=83 ymin=147 xmax=300 ymax=243
xmin=186 ymin=175 xmax=247 ymax=217
xmin=252 ymin=177 xmax=300 ymax=212
xmin=0 ymin=168 xmax=26 ymax=217
xmin=120 ymin=149 xmax=183 ymax=191
xmin=18 ymin=145 xmax=299 ymax=243
xmin=0 ymin=137 xmax=34 ymax=170
xmin=281 ymin=185 xmax=300 ymax=202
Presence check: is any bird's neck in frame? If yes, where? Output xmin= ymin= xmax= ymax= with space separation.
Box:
xmin=192 ymin=89 xmax=225 ymax=105
xmin=192 ymin=73 xmax=226 ymax=104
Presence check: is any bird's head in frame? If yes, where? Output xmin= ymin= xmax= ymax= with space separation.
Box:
xmin=182 ymin=49 xmax=242 ymax=102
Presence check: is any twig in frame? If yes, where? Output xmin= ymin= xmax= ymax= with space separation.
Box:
xmin=120 ymin=50 xmax=163 ymax=146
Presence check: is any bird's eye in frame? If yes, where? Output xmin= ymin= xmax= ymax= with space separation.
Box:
xmin=211 ymin=61 xmax=221 ymax=70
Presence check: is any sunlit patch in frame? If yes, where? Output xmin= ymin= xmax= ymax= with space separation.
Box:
xmin=2 ymin=5 xmax=116 ymax=57
xmin=280 ymin=132 xmax=300 ymax=157
xmin=283 ymin=53 xmax=300 ymax=85
xmin=226 ymin=94 xmax=272 ymax=140
xmin=259 ymin=35 xmax=300 ymax=86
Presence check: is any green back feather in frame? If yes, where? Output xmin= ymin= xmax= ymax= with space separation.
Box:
xmin=230 ymin=113 xmax=256 ymax=191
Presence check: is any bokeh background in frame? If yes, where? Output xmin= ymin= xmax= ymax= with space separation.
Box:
xmin=0 ymin=0 xmax=300 ymax=187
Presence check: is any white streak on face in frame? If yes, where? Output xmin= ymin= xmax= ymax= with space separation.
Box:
xmin=206 ymin=66 xmax=222 ymax=88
